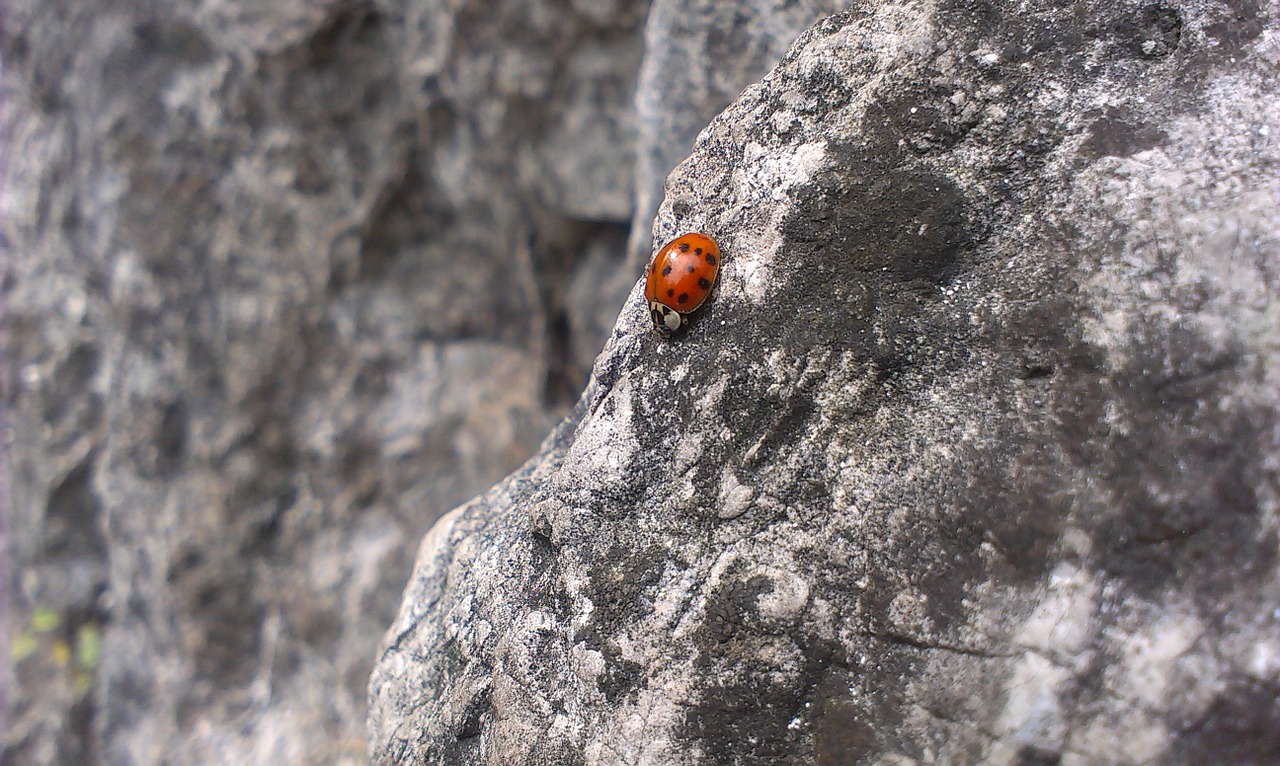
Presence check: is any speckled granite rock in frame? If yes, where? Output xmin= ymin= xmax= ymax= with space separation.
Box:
xmin=370 ymin=2 xmax=1280 ymax=765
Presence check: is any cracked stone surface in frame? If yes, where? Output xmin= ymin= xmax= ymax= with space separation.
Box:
xmin=370 ymin=2 xmax=1280 ymax=765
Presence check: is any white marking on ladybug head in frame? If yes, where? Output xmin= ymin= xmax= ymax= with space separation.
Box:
xmin=664 ymin=309 xmax=683 ymax=333
xmin=649 ymin=301 xmax=684 ymax=335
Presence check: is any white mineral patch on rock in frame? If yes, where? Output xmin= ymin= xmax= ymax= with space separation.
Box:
xmin=1015 ymin=563 xmax=1099 ymax=664
xmin=568 ymin=374 xmax=638 ymax=475
xmin=1112 ymin=607 xmax=1205 ymax=709
xmin=717 ymin=470 xmax=755 ymax=519
xmin=584 ymin=679 xmax=698 ymax=766
xmin=994 ymin=652 xmax=1071 ymax=756
xmin=756 ymin=567 xmax=811 ymax=622
xmin=731 ymin=141 xmax=829 ymax=305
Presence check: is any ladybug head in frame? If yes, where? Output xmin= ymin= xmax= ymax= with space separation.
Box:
xmin=649 ymin=301 xmax=685 ymax=337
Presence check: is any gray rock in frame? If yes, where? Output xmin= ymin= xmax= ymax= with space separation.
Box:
xmin=1 ymin=0 xmax=653 ymax=763
xmin=370 ymin=3 xmax=1280 ymax=765
xmin=627 ymin=0 xmax=849 ymax=268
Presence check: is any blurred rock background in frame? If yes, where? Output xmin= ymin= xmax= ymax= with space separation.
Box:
xmin=0 ymin=0 xmax=847 ymax=763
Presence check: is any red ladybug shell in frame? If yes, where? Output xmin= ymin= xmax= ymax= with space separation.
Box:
xmin=644 ymin=233 xmax=720 ymax=336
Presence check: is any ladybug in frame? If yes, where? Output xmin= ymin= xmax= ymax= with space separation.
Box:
xmin=644 ymin=232 xmax=720 ymax=336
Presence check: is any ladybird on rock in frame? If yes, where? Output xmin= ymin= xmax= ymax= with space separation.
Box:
xmin=644 ymin=232 xmax=720 ymax=337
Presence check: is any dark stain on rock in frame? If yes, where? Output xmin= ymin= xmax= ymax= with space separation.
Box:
xmin=815 ymin=695 xmax=877 ymax=765
xmin=684 ymin=573 xmax=923 ymax=764
xmin=940 ymin=0 xmax=1182 ymax=67
xmin=701 ymin=578 xmax=766 ymax=645
xmin=188 ymin=573 xmax=265 ymax=690
xmin=796 ymin=143 xmax=972 ymax=283
xmin=455 ymin=686 xmax=490 ymax=740
xmin=686 ymin=672 xmax=810 ymax=764
xmin=132 ymin=19 xmax=216 ymax=66
xmin=579 ymin=543 xmax=667 ymax=650
xmin=811 ymin=671 xmax=902 ymax=765
xmin=42 ymin=343 xmax=104 ymax=439
xmin=596 ymin=643 xmax=645 ymax=702
xmin=1066 ymin=314 xmax=1274 ymax=606
xmin=1115 ymin=2 xmax=1183 ymax=59
xmin=705 ymin=598 xmax=741 ymax=644
xmin=305 ymin=5 xmax=383 ymax=68
xmin=687 ymin=366 xmax=833 ymax=525
xmin=1081 ymin=108 xmax=1168 ymax=160
xmin=797 ymin=61 xmax=855 ymax=115
xmin=777 ymin=142 xmax=976 ymax=350
xmin=716 ymin=368 xmax=817 ymax=468
xmin=912 ymin=469 xmax=1052 ymax=612
xmin=867 ymin=83 xmax=983 ymax=155
xmin=45 ymin=454 xmax=107 ymax=562
xmin=1197 ymin=0 xmax=1265 ymax=66
xmin=153 ymin=399 xmax=188 ymax=479
xmin=1016 ymin=744 xmax=1063 ymax=766
xmin=1170 ymin=675 xmax=1280 ymax=763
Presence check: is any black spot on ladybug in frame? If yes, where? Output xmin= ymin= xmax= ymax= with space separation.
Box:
xmin=661 ymin=265 xmax=672 ymax=276
xmin=698 ymin=277 xmax=711 ymax=290
xmin=687 ymin=265 xmax=696 ymax=273
xmin=667 ymin=288 xmax=675 ymax=297
xmin=705 ymin=253 xmax=716 ymax=265
xmin=679 ymin=242 xmax=690 ymax=252
xmin=677 ymin=292 xmax=689 ymax=305
xmin=694 ymin=247 xmax=703 ymax=255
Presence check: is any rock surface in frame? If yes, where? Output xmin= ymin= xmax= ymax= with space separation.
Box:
xmin=0 ymin=0 xmax=629 ymax=764
xmin=626 ymin=0 xmax=849 ymax=266
xmin=1 ymin=0 xmax=848 ymax=764
xmin=370 ymin=2 xmax=1280 ymax=765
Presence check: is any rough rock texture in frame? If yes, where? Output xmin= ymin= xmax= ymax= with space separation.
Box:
xmin=625 ymin=0 xmax=849 ymax=263
xmin=370 ymin=2 xmax=1280 ymax=765
xmin=1 ymin=1 xmax=616 ymax=764
xmin=1 ymin=0 xmax=849 ymax=763
xmin=580 ymin=0 xmax=852 ymax=374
